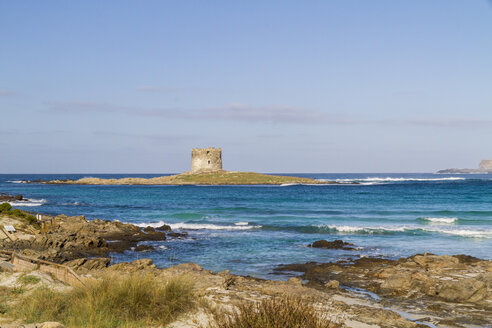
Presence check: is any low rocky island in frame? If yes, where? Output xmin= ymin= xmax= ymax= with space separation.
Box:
xmin=30 ymin=148 xmax=348 ymax=185
xmin=37 ymin=171 xmax=340 ymax=185
xmin=438 ymin=159 xmax=492 ymax=174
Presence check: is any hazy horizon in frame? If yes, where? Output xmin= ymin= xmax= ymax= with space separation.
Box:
xmin=1 ymin=1 xmax=492 ymax=174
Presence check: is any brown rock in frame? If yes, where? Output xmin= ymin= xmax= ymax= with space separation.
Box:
xmin=324 ymin=280 xmax=339 ymax=289
xmin=167 ymin=232 xmax=188 ymax=238
xmin=309 ymin=239 xmax=356 ymax=250
xmin=288 ymin=277 xmax=302 ymax=285
xmin=156 ymin=224 xmax=172 ymax=232
xmin=437 ymin=276 xmax=488 ymax=303
xmin=143 ymin=226 xmax=155 ymax=233
xmin=65 ymin=258 xmax=110 ymax=273
xmin=134 ymin=244 xmax=155 ymax=252
xmin=108 ymin=258 xmax=156 ymax=272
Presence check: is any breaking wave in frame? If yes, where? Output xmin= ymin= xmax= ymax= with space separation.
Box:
xmin=318 ymin=177 xmax=466 ymax=184
xmin=419 ymin=217 xmax=458 ymax=224
xmin=134 ymin=220 xmax=261 ymax=231
xmin=7 ymin=198 xmax=47 ymax=207
xmin=312 ymin=224 xmax=492 ymax=239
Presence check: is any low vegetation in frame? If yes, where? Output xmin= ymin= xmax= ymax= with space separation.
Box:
xmin=10 ymin=273 xmax=195 ymax=328
xmin=212 ymin=296 xmax=341 ymax=328
xmin=45 ymin=171 xmax=333 ymax=185
xmin=0 ymin=202 xmax=12 ymax=213
xmin=18 ymin=274 xmax=41 ymax=285
xmin=0 ymin=202 xmax=37 ymax=224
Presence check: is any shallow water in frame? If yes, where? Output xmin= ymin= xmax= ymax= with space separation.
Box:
xmin=1 ymin=173 xmax=491 ymax=278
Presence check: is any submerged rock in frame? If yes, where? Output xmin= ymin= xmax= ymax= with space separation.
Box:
xmin=134 ymin=244 xmax=155 ymax=252
xmin=309 ymin=239 xmax=356 ymax=250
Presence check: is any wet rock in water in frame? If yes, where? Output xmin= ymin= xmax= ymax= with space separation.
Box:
xmin=155 ymin=224 xmax=172 ymax=232
xmin=167 ymin=232 xmax=188 ymax=238
xmin=309 ymin=239 xmax=356 ymax=250
xmin=143 ymin=226 xmax=155 ymax=233
xmin=135 ymin=244 xmax=155 ymax=252
xmin=143 ymin=230 xmax=167 ymax=241
xmin=0 ymin=193 xmax=24 ymax=201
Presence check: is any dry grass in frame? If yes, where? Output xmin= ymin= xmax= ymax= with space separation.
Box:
xmin=10 ymin=273 xmax=195 ymax=328
xmin=212 ymin=296 xmax=341 ymax=328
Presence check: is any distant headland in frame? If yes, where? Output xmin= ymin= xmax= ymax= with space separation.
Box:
xmin=437 ymin=160 xmax=492 ymax=174
xmin=33 ymin=147 xmax=344 ymax=185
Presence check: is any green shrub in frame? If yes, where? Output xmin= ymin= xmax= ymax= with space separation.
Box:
xmin=8 ymin=208 xmax=37 ymax=224
xmin=24 ymin=214 xmax=37 ymax=224
xmin=0 ymin=202 xmax=11 ymax=213
xmin=10 ymin=208 xmax=24 ymax=217
xmin=12 ymin=273 xmax=195 ymax=328
xmin=212 ymin=296 xmax=340 ymax=328
xmin=18 ymin=275 xmax=41 ymax=285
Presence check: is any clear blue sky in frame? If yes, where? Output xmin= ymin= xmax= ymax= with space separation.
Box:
xmin=1 ymin=1 xmax=491 ymax=173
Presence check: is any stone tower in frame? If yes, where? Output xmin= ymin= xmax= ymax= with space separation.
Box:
xmin=191 ymin=147 xmax=222 ymax=173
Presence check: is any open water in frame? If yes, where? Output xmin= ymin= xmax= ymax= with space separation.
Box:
xmin=1 ymin=173 xmax=491 ymax=278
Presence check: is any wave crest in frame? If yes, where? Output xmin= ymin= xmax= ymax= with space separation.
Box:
xmin=317 ymin=177 xmax=466 ymax=184
xmin=419 ymin=217 xmax=458 ymax=224
xmin=313 ymin=224 xmax=491 ymax=238
xmin=7 ymin=198 xmax=47 ymax=207
xmin=134 ymin=221 xmax=261 ymax=231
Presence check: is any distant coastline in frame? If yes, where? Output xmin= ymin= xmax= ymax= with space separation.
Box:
xmin=437 ymin=159 xmax=492 ymax=174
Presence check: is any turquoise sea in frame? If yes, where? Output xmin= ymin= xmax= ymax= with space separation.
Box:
xmin=1 ymin=173 xmax=491 ymax=278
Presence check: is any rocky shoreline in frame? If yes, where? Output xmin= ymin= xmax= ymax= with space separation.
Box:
xmin=1 ymin=206 xmax=491 ymax=327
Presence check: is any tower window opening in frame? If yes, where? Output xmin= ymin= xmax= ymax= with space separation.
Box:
xmin=208 ymin=160 xmax=211 ymax=164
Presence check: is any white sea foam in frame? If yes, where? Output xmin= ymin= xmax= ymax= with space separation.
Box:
xmin=61 ymin=201 xmax=81 ymax=206
xmin=158 ymin=245 xmax=168 ymax=250
xmin=234 ymin=222 xmax=249 ymax=226
xmin=423 ymin=227 xmax=492 ymax=238
xmin=315 ymin=224 xmax=492 ymax=238
xmin=316 ymin=224 xmax=407 ymax=233
xmin=329 ymin=177 xmax=466 ymax=184
xmin=421 ymin=217 xmax=458 ymax=224
xmin=7 ymin=198 xmax=47 ymax=207
xmin=7 ymin=180 xmax=26 ymax=184
xmin=134 ymin=220 xmax=261 ymax=231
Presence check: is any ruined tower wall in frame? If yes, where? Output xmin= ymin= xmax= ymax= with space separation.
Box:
xmin=191 ymin=147 xmax=222 ymax=173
